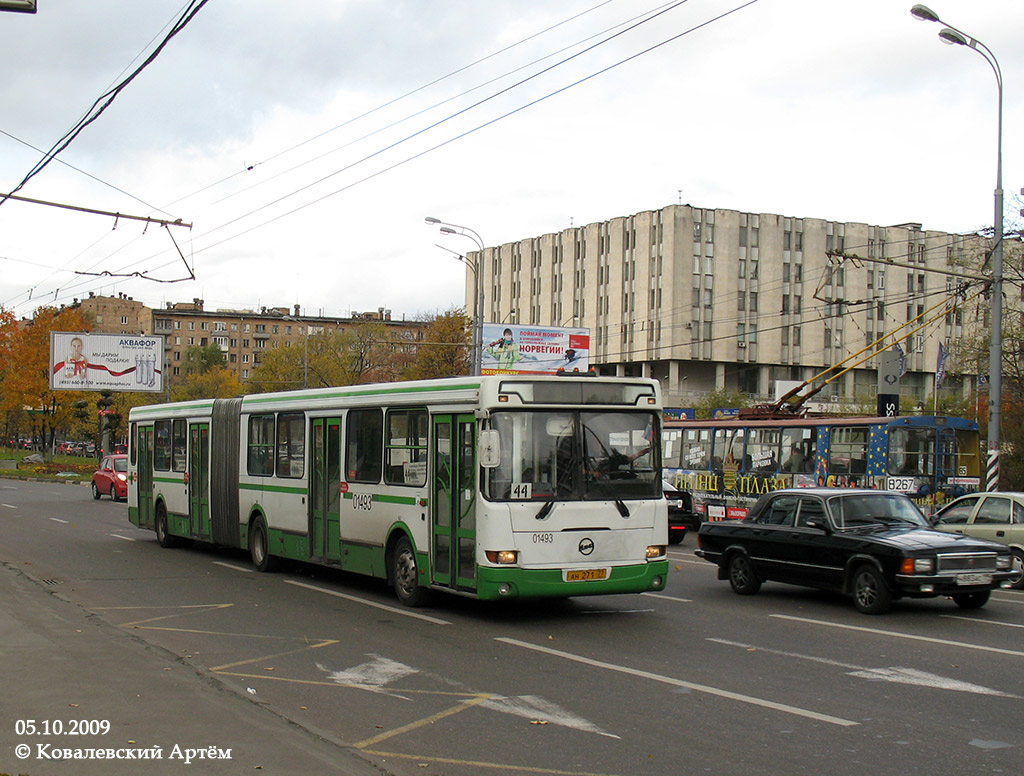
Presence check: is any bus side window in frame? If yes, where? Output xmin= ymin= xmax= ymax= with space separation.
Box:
xmin=347 ymin=408 xmax=383 ymax=483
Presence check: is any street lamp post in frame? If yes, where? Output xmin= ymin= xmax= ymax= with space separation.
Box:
xmin=426 ymin=217 xmax=486 ymax=377
xmin=911 ymin=4 xmax=1004 ymax=491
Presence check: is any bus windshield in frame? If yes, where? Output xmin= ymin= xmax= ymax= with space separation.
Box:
xmin=485 ymin=410 xmax=660 ymax=502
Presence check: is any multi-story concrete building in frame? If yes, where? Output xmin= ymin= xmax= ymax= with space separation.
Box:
xmin=73 ymin=294 xmax=427 ymax=383
xmin=471 ymin=204 xmax=988 ymax=409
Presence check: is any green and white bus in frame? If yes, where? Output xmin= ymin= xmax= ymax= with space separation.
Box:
xmin=127 ymin=375 xmax=669 ymax=605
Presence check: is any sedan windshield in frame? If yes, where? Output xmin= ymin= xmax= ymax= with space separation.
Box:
xmin=485 ymin=410 xmax=660 ymax=502
xmin=828 ymin=493 xmax=929 ymax=529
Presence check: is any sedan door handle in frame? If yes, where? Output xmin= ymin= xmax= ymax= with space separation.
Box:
xmin=997 ymin=530 xmax=1006 ymax=537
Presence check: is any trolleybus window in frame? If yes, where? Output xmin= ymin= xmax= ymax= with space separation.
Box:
xmin=888 ymin=427 xmax=933 ymax=476
xmin=347 ymin=408 xmax=382 ymax=483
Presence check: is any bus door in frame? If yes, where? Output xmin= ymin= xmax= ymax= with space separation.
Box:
xmin=137 ymin=425 xmax=155 ymax=529
xmin=310 ymin=418 xmax=342 ymax=563
xmin=188 ymin=423 xmax=211 ymax=539
xmin=431 ymin=414 xmax=477 ymax=593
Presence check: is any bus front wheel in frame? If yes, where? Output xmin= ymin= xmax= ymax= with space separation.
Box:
xmin=392 ymin=536 xmax=426 ymax=607
xmin=249 ymin=516 xmax=279 ymax=573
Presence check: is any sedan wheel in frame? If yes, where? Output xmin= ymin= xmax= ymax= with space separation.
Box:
xmin=91 ymin=481 xmax=100 ymax=500
xmin=727 ymin=553 xmax=761 ymax=595
xmin=852 ymin=565 xmax=891 ymax=615
xmin=110 ymin=484 xmax=118 ymax=502
xmin=1011 ymin=550 xmax=1024 ymax=591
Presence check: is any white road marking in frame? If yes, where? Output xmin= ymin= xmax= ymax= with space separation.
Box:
xmin=2 ymin=503 xmax=17 ymax=509
xmin=284 ymin=579 xmax=451 ymax=625
xmin=318 ymin=655 xmax=418 ymax=700
xmin=942 ymin=614 xmax=1024 ymax=629
xmin=771 ymin=614 xmax=1024 ymax=658
xmin=642 ymin=592 xmax=694 ymax=603
xmin=496 ymin=637 xmax=858 ymax=727
xmin=50 ymin=518 xmax=69 ymax=524
xmin=708 ymin=638 xmax=1016 ymax=697
xmin=109 ymin=534 xmax=135 ymax=541
xmin=212 ymin=561 xmax=253 ymax=573
xmin=480 ymin=695 xmax=620 ymax=739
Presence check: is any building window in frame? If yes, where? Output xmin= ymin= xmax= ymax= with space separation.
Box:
xmin=121 ymin=316 xmax=128 ymax=325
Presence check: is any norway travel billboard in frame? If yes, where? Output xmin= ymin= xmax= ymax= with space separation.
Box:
xmin=480 ymin=324 xmax=590 ymax=375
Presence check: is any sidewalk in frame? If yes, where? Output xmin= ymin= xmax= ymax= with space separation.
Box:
xmin=0 ymin=562 xmax=388 ymax=776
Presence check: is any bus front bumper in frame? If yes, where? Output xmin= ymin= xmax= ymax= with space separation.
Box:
xmin=475 ymin=560 xmax=669 ymax=601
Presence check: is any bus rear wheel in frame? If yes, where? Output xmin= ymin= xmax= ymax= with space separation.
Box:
xmin=155 ymin=503 xmax=179 ymax=548
xmin=249 ymin=516 xmax=279 ymax=573
xmin=392 ymin=536 xmax=426 ymax=607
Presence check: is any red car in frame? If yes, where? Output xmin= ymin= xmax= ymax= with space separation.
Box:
xmin=92 ymin=454 xmax=128 ymax=501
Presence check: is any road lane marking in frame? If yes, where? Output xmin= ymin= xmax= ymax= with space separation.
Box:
xmin=109 ymin=533 xmax=135 ymax=541
xmin=496 ymin=637 xmax=858 ymax=726
xmin=284 ymin=579 xmax=451 ymax=625
xmin=50 ymin=518 xmax=69 ymax=524
xmin=642 ymin=592 xmax=694 ymax=603
xmin=2 ymin=503 xmax=16 ymax=509
xmin=212 ymin=561 xmax=253 ymax=573
xmin=708 ymin=638 xmax=1016 ymax=697
xmin=771 ymin=614 xmax=1024 ymax=658
xmin=942 ymin=615 xmax=1024 ymax=629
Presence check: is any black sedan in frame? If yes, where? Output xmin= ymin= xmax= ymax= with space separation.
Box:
xmin=664 ymin=479 xmax=698 ymax=544
xmin=695 ymin=488 xmax=1016 ymax=614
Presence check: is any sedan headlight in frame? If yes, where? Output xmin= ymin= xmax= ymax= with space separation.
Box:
xmin=997 ymin=555 xmax=1011 ymax=570
xmin=900 ymin=557 xmax=934 ymax=574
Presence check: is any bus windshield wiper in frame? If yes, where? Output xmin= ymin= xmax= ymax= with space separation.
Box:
xmin=614 ymin=499 xmax=630 ymax=517
xmin=535 ymin=501 xmax=555 ymax=520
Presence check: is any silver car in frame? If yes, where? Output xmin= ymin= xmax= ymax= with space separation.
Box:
xmin=932 ymin=492 xmax=1024 ymax=589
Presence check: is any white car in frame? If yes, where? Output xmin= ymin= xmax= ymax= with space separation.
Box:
xmin=932 ymin=492 xmax=1024 ymax=589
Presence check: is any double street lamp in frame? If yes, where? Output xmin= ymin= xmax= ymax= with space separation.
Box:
xmin=911 ymin=4 xmax=1004 ymax=490
xmin=425 ymin=217 xmax=486 ymax=376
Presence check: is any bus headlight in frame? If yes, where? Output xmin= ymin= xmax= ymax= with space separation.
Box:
xmin=646 ymin=545 xmax=666 ymax=559
xmin=485 ymin=550 xmax=518 ymax=565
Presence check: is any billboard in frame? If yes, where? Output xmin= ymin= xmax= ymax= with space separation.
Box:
xmin=480 ymin=324 xmax=589 ymax=376
xmin=50 ymin=332 xmax=164 ymax=393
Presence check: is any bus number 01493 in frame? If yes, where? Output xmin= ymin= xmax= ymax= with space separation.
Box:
xmin=533 ymin=533 xmax=554 ymax=544
xmin=352 ymin=493 xmax=373 ymax=510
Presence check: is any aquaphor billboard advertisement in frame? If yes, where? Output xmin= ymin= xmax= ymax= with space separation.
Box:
xmin=480 ymin=324 xmax=590 ymax=375
xmin=50 ymin=332 xmax=164 ymax=393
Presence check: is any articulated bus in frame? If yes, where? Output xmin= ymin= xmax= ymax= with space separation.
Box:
xmin=128 ymin=375 xmax=669 ymax=605
xmin=663 ymin=414 xmax=982 ymax=521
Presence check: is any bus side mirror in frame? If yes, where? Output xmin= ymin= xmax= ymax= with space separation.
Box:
xmin=478 ymin=429 xmax=500 ymax=469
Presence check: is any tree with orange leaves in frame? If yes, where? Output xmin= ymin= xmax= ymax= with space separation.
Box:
xmin=0 ymin=305 xmax=92 ymax=457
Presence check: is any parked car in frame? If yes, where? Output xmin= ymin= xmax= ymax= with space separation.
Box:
xmin=92 ymin=454 xmax=128 ymax=501
xmin=696 ymin=488 xmax=1016 ymax=614
xmin=931 ymin=492 xmax=1024 ymax=589
xmin=663 ymin=479 xmax=698 ymax=544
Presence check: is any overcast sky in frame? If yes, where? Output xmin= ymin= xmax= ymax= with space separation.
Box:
xmin=0 ymin=0 xmax=1020 ymax=323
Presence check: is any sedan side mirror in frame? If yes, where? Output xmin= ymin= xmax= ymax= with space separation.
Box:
xmin=805 ymin=516 xmax=829 ymax=532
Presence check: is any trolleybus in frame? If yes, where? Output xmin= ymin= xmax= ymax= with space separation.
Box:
xmin=663 ymin=414 xmax=981 ymax=521
xmin=128 ymin=375 xmax=669 ymax=605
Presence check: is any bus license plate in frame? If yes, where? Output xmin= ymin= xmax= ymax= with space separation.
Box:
xmin=566 ymin=568 xmax=608 ymax=582
xmin=956 ymin=573 xmax=992 ymax=586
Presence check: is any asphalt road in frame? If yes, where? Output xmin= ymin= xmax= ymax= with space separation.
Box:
xmin=2 ymin=478 xmax=1022 ymax=776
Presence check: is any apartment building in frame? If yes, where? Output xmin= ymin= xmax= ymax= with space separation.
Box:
xmin=471 ymin=204 xmax=987 ymax=408
xmin=74 ymin=295 xmax=427 ymax=382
